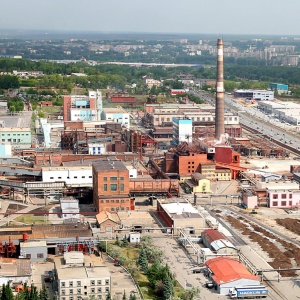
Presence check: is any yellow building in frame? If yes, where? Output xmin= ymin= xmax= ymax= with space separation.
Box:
xmin=185 ymin=173 xmax=211 ymax=194
xmin=215 ymin=169 xmax=231 ymax=181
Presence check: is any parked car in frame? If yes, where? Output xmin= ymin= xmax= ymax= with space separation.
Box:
xmin=205 ymin=281 xmax=214 ymax=289
xmin=192 ymin=269 xmax=202 ymax=274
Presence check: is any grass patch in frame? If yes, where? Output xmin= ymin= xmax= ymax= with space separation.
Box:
xmin=14 ymin=214 xmax=49 ymax=224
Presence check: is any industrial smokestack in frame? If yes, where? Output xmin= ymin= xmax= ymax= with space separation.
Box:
xmin=215 ymin=38 xmax=225 ymax=138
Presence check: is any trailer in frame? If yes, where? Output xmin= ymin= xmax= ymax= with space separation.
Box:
xmin=229 ymin=286 xmax=268 ymax=299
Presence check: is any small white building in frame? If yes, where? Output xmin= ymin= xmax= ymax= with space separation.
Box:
xmin=129 ymin=232 xmax=141 ymax=243
xmin=60 ymin=198 xmax=80 ymax=220
xmin=172 ymin=117 xmax=193 ymax=145
xmin=19 ymin=241 xmax=47 ymax=262
xmin=88 ymin=143 xmax=107 ymax=155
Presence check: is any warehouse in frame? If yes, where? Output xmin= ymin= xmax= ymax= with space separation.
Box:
xmin=205 ymin=257 xmax=260 ymax=295
xmin=201 ymin=229 xmax=237 ymax=254
xmin=234 ymin=89 xmax=274 ymax=101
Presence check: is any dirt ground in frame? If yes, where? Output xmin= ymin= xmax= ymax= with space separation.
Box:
xmin=215 ymin=210 xmax=300 ymax=277
xmin=275 ymin=218 xmax=300 ymax=235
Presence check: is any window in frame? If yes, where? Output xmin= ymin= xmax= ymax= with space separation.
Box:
xmin=116 ymin=200 xmax=119 ymax=203
xmin=26 ymin=254 xmax=31 ymax=259
xmin=37 ymin=253 xmax=44 ymax=258
xmin=121 ymin=200 xmax=124 ymax=203
xmin=282 ymin=194 xmax=286 ymax=199
xmin=70 ymin=282 xmax=73 ymax=287
xmin=104 ymin=184 xmax=107 ymax=191
xmin=289 ymin=194 xmax=292 ymax=199
xmin=120 ymin=177 xmax=124 ymax=180
xmin=110 ymin=177 xmax=117 ymax=181
xmin=120 ymin=184 xmax=124 ymax=192
xmin=91 ymin=288 xmax=95 ymax=293
xmin=105 ymin=287 xmax=109 ymax=292
xmin=61 ymin=282 xmax=65 ymax=288
xmin=273 ymin=194 xmax=278 ymax=199
xmin=110 ymin=184 xmax=117 ymax=191
xmin=104 ymin=177 xmax=107 ymax=181
xmin=105 ymin=280 xmax=109 ymax=285
xmin=70 ymin=289 xmax=73 ymax=294
xmin=98 ymin=287 xmax=102 ymax=293
xmin=77 ymin=281 xmax=81 ymax=287
xmin=82 ymin=176 xmax=85 ymax=178
xmin=289 ymin=201 xmax=292 ymax=206
xmin=74 ymin=176 xmax=77 ymax=179
xmin=281 ymin=201 xmax=287 ymax=206
xmin=273 ymin=201 xmax=278 ymax=206
xmin=61 ymin=290 xmax=65 ymax=295
xmin=58 ymin=176 xmax=62 ymax=179
xmin=50 ymin=177 xmax=54 ymax=180
xmin=106 ymin=200 xmax=109 ymax=203
xmin=97 ymin=280 xmax=102 ymax=285
xmin=111 ymin=208 xmax=114 ymax=211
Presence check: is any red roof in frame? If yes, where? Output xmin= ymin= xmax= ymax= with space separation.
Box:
xmin=206 ymin=257 xmax=259 ymax=285
xmin=202 ymin=229 xmax=226 ymax=244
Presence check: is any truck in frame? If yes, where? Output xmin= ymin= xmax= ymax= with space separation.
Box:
xmin=229 ymin=286 xmax=268 ymax=299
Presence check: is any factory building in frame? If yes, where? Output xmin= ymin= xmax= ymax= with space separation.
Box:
xmin=172 ymin=117 xmax=193 ymax=145
xmin=0 ymin=127 xmax=31 ymax=145
xmin=205 ymin=257 xmax=260 ymax=295
xmin=63 ymin=90 xmax=103 ymax=122
xmin=92 ymin=158 xmax=133 ymax=212
xmin=201 ymin=229 xmax=237 ymax=254
xmin=101 ymin=107 xmax=130 ymax=129
xmin=270 ymin=83 xmax=288 ymax=94
xmin=157 ymin=199 xmax=205 ymax=234
xmin=55 ymin=252 xmax=111 ymax=300
xmin=234 ymin=89 xmax=274 ymax=101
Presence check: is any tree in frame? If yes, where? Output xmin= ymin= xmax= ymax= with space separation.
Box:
xmin=106 ymin=291 xmax=112 ymax=300
xmin=122 ymin=235 xmax=129 ymax=247
xmin=138 ymin=247 xmax=148 ymax=273
xmin=129 ymin=293 xmax=137 ymax=300
xmin=163 ymin=275 xmax=174 ymax=300
xmin=116 ymin=235 xmax=120 ymax=246
xmin=39 ymin=285 xmax=49 ymax=300
xmin=122 ymin=290 xmax=127 ymax=300
xmin=0 ymin=283 xmax=14 ymax=300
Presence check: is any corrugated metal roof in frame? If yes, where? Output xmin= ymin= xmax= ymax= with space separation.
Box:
xmin=211 ymin=239 xmax=236 ymax=251
xmin=20 ymin=241 xmax=47 ymax=248
xmin=206 ymin=257 xmax=259 ymax=285
xmin=202 ymin=229 xmax=226 ymax=243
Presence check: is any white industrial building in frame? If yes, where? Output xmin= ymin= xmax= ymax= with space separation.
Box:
xmin=42 ymin=166 xmax=93 ymax=187
xmin=206 ymin=257 xmax=260 ymax=295
xmin=101 ymin=107 xmax=130 ymax=129
xmin=172 ymin=117 xmax=193 ymax=145
xmin=20 ymin=241 xmax=48 ymax=262
xmin=60 ymin=198 xmax=80 ymax=220
xmin=55 ymin=252 xmax=111 ymax=300
xmin=234 ymin=89 xmax=274 ymax=101
xmin=88 ymin=143 xmax=107 ymax=155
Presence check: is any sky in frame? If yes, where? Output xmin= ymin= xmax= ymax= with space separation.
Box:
xmin=1 ymin=0 xmax=300 ymax=36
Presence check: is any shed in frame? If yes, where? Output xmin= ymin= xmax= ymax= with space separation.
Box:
xmin=129 ymin=232 xmax=141 ymax=243
xmin=206 ymin=257 xmax=260 ymax=295
xmin=20 ymin=241 xmax=47 ymax=262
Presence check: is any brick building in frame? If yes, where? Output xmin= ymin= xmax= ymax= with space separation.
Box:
xmin=93 ymin=158 xmax=134 ymax=212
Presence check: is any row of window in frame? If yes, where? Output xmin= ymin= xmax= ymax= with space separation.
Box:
xmin=103 ymin=177 xmax=124 ymax=181
xmin=49 ymin=176 xmax=92 ymax=180
xmin=103 ymin=184 xmax=124 ymax=192
xmin=99 ymin=199 xmax=129 ymax=204
xmin=61 ymin=279 xmax=109 ymax=287
xmin=61 ymin=287 xmax=109 ymax=295
xmin=272 ymin=194 xmax=293 ymax=199
xmin=272 ymin=201 xmax=293 ymax=207
xmin=0 ymin=133 xmax=29 ymax=136
xmin=2 ymin=139 xmax=21 ymax=143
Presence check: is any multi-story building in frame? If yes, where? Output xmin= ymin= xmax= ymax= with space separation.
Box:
xmin=93 ymin=158 xmax=134 ymax=212
xmin=63 ymin=90 xmax=102 ymax=122
xmin=0 ymin=127 xmax=31 ymax=145
xmin=172 ymin=117 xmax=193 ymax=145
xmin=55 ymin=252 xmax=111 ymax=300
xmin=101 ymin=107 xmax=130 ymax=129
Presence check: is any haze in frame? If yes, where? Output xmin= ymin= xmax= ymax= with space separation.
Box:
xmin=0 ymin=0 xmax=299 ymax=36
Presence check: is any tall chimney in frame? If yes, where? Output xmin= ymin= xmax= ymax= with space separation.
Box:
xmin=215 ymin=38 xmax=225 ymax=138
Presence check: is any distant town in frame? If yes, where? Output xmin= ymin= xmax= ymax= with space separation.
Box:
xmin=0 ymin=33 xmax=299 ymax=300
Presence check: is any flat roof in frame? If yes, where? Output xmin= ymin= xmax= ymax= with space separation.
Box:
xmin=93 ymin=159 xmax=127 ymax=172
xmin=20 ymin=241 xmax=47 ymax=248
